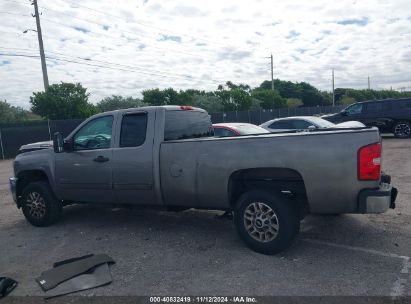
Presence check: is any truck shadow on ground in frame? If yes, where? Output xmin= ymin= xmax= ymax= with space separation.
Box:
xmin=19 ymin=203 xmax=392 ymax=256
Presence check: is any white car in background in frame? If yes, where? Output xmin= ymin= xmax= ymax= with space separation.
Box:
xmin=334 ymin=120 xmax=366 ymax=128
xmin=260 ymin=116 xmax=365 ymax=132
xmin=213 ymin=123 xmax=269 ymax=137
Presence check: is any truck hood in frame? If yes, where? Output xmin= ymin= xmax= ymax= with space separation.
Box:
xmin=335 ymin=121 xmax=365 ymax=128
xmin=19 ymin=140 xmax=53 ymax=153
xmin=321 ymin=113 xmax=341 ymax=123
xmin=321 ymin=113 xmax=338 ymax=119
xmin=14 ymin=147 xmax=54 ymax=177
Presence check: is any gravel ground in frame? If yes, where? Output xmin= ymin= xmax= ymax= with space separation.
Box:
xmin=0 ymin=137 xmax=410 ymax=298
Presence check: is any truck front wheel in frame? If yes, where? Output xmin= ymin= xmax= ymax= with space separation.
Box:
xmin=234 ymin=190 xmax=300 ymax=255
xmin=21 ymin=181 xmax=62 ymax=227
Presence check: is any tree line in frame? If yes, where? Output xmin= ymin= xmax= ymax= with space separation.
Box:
xmin=1 ymin=80 xmax=411 ymax=121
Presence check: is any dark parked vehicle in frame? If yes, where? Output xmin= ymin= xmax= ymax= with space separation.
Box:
xmin=322 ymin=98 xmax=411 ymax=138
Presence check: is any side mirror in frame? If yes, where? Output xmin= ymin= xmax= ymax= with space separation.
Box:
xmin=53 ymin=132 xmax=64 ymax=153
xmin=307 ymin=125 xmax=317 ymax=131
xmin=63 ymin=138 xmax=74 ymax=152
xmin=341 ymin=110 xmax=348 ymax=116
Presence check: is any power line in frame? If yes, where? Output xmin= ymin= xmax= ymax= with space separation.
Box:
xmin=0 ymin=46 xmax=36 ymax=53
xmin=4 ymin=53 xmax=410 ymax=94
xmin=0 ymin=53 xmax=39 ymax=58
xmin=0 ymin=47 xmax=217 ymax=81
xmin=38 ymin=2 xmax=264 ymax=58
xmin=39 ymin=17 xmax=217 ymax=60
xmin=0 ymin=11 xmax=30 ymax=17
xmin=0 ymin=52 xmax=225 ymax=85
xmin=53 ymin=0 xmax=240 ymax=49
xmin=38 ymin=6 xmax=206 ymax=51
xmin=2 ymin=0 xmax=30 ymax=6
xmin=0 ymin=6 xmax=269 ymax=63
xmin=0 ymin=43 xmax=249 ymax=84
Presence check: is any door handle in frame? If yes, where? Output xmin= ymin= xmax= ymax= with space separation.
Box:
xmin=93 ymin=155 xmax=109 ymax=163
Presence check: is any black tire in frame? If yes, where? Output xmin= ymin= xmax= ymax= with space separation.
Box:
xmin=21 ymin=181 xmax=62 ymax=227
xmin=393 ymin=121 xmax=411 ymax=138
xmin=234 ymin=190 xmax=300 ymax=255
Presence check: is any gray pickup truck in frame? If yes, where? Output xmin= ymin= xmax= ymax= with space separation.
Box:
xmin=9 ymin=106 xmax=397 ymax=254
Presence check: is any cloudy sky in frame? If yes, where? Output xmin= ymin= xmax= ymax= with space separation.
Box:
xmin=0 ymin=0 xmax=410 ymax=108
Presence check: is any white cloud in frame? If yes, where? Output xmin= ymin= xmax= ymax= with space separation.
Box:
xmin=0 ymin=0 xmax=410 ymax=109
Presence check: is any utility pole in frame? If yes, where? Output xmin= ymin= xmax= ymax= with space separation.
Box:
xmin=270 ymin=54 xmax=274 ymax=90
xmin=332 ymin=69 xmax=335 ymax=106
xmin=32 ymin=0 xmax=49 ymax=90
xmin=367 ymin=76 xmax=370 ymax=90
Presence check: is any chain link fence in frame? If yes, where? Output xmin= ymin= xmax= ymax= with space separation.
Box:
xmin=0 ymin=119 xmax=83 ymax=159
xmin=209 ymin=105 xmax=345 ymax=124
xmin=0 ymin=105 xmax=345 ymax=159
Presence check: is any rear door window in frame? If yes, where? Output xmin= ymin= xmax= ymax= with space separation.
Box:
xmin=290 ymin=120 xmax=312 ymax=129
xmin=120 ymin=113 xmax=147 ymax=147
xmin=382 ymin=102 xmax=392 ymax=112
xmin=268 ymin=120 xmax=292 ymax=129
xmin=214 ymin=127 xmax=237 ymax=137
xmin=365 ymin=102 xmax=383 ymax=113
xmin=399 ymin=99 xmax=411 ymax=108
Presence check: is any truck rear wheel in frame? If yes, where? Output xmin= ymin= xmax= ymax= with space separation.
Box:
xmin=21 ymin=181 xmax=62 ymax=227
xmin=234 ymin=190 xmax=299 ymax=255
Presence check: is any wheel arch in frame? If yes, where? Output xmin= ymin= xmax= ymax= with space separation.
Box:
xmin=16 ymin=170 xmax=50 ymax=207
xmin=228 ymin=167 xmax=309 ymax=218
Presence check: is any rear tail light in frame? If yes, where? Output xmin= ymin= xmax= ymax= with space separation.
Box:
xmin=358 ymin=143 xmax=381 ymax=180
xmin=180 ymin=106 xmax=194 ymax=111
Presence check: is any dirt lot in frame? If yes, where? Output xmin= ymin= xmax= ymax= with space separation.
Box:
xmin=0 ymin=137 xmax=410 ymax=298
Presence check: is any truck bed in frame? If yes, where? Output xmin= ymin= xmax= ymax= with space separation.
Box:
xmin=159 ymin=127 xmax=381 ymax=213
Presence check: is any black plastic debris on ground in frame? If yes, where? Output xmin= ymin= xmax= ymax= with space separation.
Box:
xmin=0 ymin=277 xmax=18 ymax=298
xmin=35 ymin=254 xmax=115 ymax=298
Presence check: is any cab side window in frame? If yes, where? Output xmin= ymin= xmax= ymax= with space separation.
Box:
xmin=120 ymin=113 xmax=147 ymax=147
xmin=73 ymin=116 xmax=113 ymax=151
xmin=346 ymin=104 xmax=363 ymax=115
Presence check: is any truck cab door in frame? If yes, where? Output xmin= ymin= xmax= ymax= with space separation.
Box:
xmin=111 ymin=110 xmax=156 ymax=205
xmin=55 ymin=115 xmax=116 ymax=203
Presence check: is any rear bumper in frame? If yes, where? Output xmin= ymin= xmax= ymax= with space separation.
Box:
xmin=358 ymin=175 xmax=398 ymax=213
xmin=9 ymin=177 xmax=18 ymax=204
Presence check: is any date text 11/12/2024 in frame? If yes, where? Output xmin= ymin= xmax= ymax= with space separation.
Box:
xmin=149 ymin=296 xmax=257 ymax=303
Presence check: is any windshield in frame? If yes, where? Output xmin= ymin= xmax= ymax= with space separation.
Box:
xmin=344 ymin=103 xmax=363 ymax=115
xmin=234 ymin=124 xmax=270 ymax=135
xmin=308 ymin=117 xmax=335 ymax=128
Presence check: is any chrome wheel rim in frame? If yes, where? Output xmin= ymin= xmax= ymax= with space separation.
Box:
xmin=244 ymin=202 xmax=279 ymax=242
xmin=26 ymin=191 xmax=46 ymax=219
xmin=394 ymin=123 xmax=411 ymax=137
